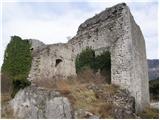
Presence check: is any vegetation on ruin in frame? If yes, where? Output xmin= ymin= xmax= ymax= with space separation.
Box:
xmin=1 ymin=36 xmax=32 ymax=98
xmin=149 ymin=78 xmax=159 ymax=101
xmin=138 ymin=107 xmax=159 ymax=119
xmin=75 ymin=47 xmax=111 ymax=73
xmin=53 ymin=72 xmax=119 ymax=119
xmin=75 ymin=47 xmax=111 ymax=83
xmin=75 ymin=47 xmax=95 ymax=73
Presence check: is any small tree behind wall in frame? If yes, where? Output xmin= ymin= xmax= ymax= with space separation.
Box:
xmin=75 ymin=47 xmax=111 ymax=83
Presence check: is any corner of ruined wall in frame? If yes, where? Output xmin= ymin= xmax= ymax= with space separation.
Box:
xmin=128 ymin=9 xmax=150 ymax=112
xmin=110 ymin=4 xmax=149 ymax=112
xmin=110 ymin=5 xmax=133 ymax=89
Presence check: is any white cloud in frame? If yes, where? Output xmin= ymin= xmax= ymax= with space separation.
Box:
xmin=128 ymin=2 xmax=158 ymax=60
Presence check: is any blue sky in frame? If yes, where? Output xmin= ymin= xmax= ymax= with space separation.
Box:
xmin=0 ymin=0 xmax=159 ymax=67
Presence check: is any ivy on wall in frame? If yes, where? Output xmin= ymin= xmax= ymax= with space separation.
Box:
xmin=2 ymin=36 xmax=32 ymax=97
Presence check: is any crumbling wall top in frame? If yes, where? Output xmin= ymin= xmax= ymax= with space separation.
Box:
xmin=77 ymin=3 xmax=127 ymax=33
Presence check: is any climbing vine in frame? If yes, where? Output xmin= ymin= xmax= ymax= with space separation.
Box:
xmin=2 ymin=36 xmax=32 ymax=97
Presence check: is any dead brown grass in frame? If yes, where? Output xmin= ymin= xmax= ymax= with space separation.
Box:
xmin=105 ymin=84 xmax=119 ymax=95
xmin=138 ymin=107 xmax=159 ymax=119
xmin=88 ymin=101 xmax=114 ymax=118
xmin=77 ymin=68 xmax=106 ymax=84
xmin=56 ymin=80 xmax=71 ymax=94
xmin=32 ymin=78 xmax=57 ymax=89
xmin=1 ymin=94 xmax=11 ymax=103
xmin=58 ymin=78 xmax=117 ymax=118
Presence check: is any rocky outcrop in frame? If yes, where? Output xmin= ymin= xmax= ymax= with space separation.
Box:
xmin=8 ymin=86 xmax=72 ymax=119
xmin=87 ymin=84 xmax=137 ymax=118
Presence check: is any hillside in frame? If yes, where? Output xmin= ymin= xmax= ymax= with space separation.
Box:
xmin=147 ymin=59 xmax=159 ymax=80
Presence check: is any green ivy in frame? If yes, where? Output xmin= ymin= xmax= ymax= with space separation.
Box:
xmin=1 ymin=36 xmax=32 ymax=97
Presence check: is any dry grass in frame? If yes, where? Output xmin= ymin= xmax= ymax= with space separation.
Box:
xmin=88 ymin=102 xmax=114 ymax=118
xmin=105 ymin=84 xmax=119 ymax=95
xmin=1 ymin=94 xmax=11 ymax=103
xmin=56 ymin=80 xmax=71 ymax=94
xmin=138 ymin=107 xmax=159 ymax=119
xmin=1 ymin=102 xmax=14 ymax=119
xmin=71 ymin=88 xmax=97 ymax=109
xmin=58 ymin=78 xmax=117 ymax=118
xmin=77 ymin=68 xmax=106 ymax=84
xmin=97 ymin=103 xmax=113 ymax=118
xmin=32 ymin=78 xmax=57 ymax=89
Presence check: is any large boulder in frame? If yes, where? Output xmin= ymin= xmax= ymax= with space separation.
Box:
xmin=7 ymin=85 xmax=72 ymax=119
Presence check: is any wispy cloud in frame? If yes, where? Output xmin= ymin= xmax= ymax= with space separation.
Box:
xmin=1 ymin=1 xmax=158 ymax=67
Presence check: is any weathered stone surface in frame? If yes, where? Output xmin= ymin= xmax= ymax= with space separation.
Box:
xmin=74 ymin=109 xmax=100 ymax=119
xmin=88 ymin=84 xmax=137 ymax=118
xmin=28 ymin=43 xmax=76 ymax=81
xmin=9 ymin=86 xmax=72 ymax=119
xmin=28 ymin=3 xmax=149 ymax=112
xmin=28 ymin=43 xmax=76 ymax=82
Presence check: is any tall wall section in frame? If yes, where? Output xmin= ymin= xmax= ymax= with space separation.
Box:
xmin=68 ymin=3 xmax=149 ymax=112
xmin=129 ymin=11 xmax=150 ymax=111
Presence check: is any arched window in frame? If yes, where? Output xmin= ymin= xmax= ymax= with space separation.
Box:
xmin=55 ymin=59 xmax=62 ymax=67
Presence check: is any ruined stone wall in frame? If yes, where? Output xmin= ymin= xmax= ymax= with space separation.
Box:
xmin=68 ymin=4 xmax=132 ymax=88
xmin=28 ymin=43 xmax=76 ymax=82
xmin=68 ymin=4 xmax=126 ymax=55
xmin=68 ymin=3 xmax=149 ymax=112
xmin=129 ymin=12 xmax=150 ymax=111
xmin=28 ymin=3 xmax=149 ymax=112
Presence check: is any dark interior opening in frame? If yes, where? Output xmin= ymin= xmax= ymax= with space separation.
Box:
xmin=30 ymin=48 xmax=33 ymax=51
xmin=55 ymin=59 xmax=62 ymax=67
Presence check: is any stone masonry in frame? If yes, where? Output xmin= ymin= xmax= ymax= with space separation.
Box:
xmin=28 ymin=3 xmax=149 ymax=112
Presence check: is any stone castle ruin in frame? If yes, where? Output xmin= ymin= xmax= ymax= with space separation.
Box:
xmin=28 ymin=3 xmax=149 ymax=112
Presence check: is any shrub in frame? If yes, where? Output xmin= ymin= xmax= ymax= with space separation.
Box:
xmin=1 ymin=36 xmax=32 ymax=97
xmin=75 ymin=47 xmax=111 ymax=73
xmin=94 ymin=51 xmax=111 ymax=72
xmin=75 ymin=47 xmax=95 ymax=73
xmin=75 ymin=47 xmax=111 ymax=83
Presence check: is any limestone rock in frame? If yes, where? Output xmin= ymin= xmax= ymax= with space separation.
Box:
xmin=9 ymin=86 xmax=72 ymax=119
